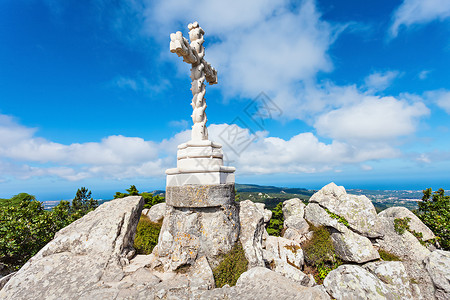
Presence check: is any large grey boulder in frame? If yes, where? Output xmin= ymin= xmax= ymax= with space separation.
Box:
xmin=0 ymin=196 xmax=144 ymax=300
xmin=330 ymin=226 xmax=380 ymax=263
xmin=324 ymin=264 xmax=410 ymax=300
xmin=263 ymin=235 xmax=314 ymax=285
xmin=255 ymin=202 xmax=272 ymax=223
xmin=239 ymin=200 xmax=265 ymax=268
xmin=425 ymin=250 xmax=450 ymax=300
xmin=305 ymin=203 xmax=379 ymax=263
xmin=282 ymin=198 xmax=310 ymax=242
xmin=145 ymin=202 xmax=166 ymax=223
xmin=376 ymin=216 xmax=430 ymax=262
xmin=263 ymin=235 xmax=304 ymax=269
xmin=198 ymin=267 xmax=330 ymax=299
xmin=379 ymin=206 xmax=435 ymax=241
xmin=310 ymin=182 xmax=383 ymax=238
xmin=154 ymin=202 xmax=240 ymax=271
xmin=363 ymin=261 xmax=413 ymax=299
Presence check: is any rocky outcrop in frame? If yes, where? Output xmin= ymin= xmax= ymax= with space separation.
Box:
xmin=376 ymin=214 xmax=430 ymax=262
xmin=309 ymin=182 xmax=382 ymax=238
xmin=239 ymin=200 xmax=265 ymax=268
xmin=198 ymin=267 xmax=330 ymax=299
xmin=255 ymin=202 xmax=272 ymax=223
xmin=305 ymin=202 xmax=379 ymax=263
xmin=379 ymin=206 xmax=435 ymax=241
xmin=363 ymin=261 xmax=413 ymax=299
xmin=330 ymin=226 xmax=380 ymax=263
xmin=324 ymin=264 xmax=415 ymax=300
xmin=144 ymin=202 xmax=166 ymax=223
xmin=0 ymin=196 xmax=144 ymax=300
xmin=282 ymin=198 xmax=310 ymax=244
xmin=425 ymin=250 xmax=450 ymax=300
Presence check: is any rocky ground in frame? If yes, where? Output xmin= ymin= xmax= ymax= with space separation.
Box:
xmin=0 ymin=183 xmax=449 ymax=300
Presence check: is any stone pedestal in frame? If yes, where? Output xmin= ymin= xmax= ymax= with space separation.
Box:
xmin=165 ymin=140 xmax=235 ymax=187
xmin=154 ymin=140 xmax=239 ymax=271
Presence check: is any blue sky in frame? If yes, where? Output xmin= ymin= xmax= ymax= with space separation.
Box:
xmin=1 ymin=0 xmax=450 ymax=200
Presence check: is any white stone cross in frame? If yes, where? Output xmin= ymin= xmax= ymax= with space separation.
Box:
xmin=170 ymin=21 xmax=217 ymax=142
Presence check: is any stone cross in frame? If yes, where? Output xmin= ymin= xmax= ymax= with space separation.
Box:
xmin=170 ymin=21 xmax=217 ymax=142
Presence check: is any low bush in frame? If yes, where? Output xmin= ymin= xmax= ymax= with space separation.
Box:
xmin=212 ymin=241 xmax=248 ymax=288
xmin=301 ymin=224 xmax=341 ymax=283
xmin=378 ymin=249 xmax=401 ymax=261
xmin=133 ymin=215 xmax=162 ymax=255
xmin=266 ymin=202 xmax=284 ymax=236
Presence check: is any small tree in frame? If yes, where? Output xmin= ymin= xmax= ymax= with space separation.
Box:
xmin=266 ymin=202 xmax=284 ymax=236
xmin=72 ymin=187 xmax=98 ymax=215
xmin=415 ymin=188 xmax=450 ymax=250
xmin=126 ymin=185 xmax=140 ymax=196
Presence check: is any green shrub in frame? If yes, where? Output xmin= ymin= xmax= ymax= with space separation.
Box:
xmin=394 ymin=217 xmax=411 ymax=235
xmin=212 ymin=242 xmax=248 ymax=288
xmin=325 ymin=208 xmax=350 ymax=228
xmin=378 ymin=249 xmax=401 ymax=261
xmin=266 ymin=202 xmax=284 ymax=236
xmin=415 ymin=188 xmax=450 ymax=250
xmin=302 ymin=224 xmax=341 ymax=283
xmin=133 ymin=215 xmax=162 ymax=255
xmin=114 ymin=185 xmax=165 ymax=209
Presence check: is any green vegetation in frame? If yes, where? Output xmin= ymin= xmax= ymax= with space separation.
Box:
xmin=266 ymin=202 xmax=284 ymax=236
xmin=394 ymin=217 xmax=411 ymax=235
xmin=378 ymin=249 xmax=401 ymax=261
xmin=212 ymin=242 xmax=248 ymax=288
xmin=325 ymin=208 xmax=350 ymax=228
xmin=0 ymin=193 xmax=36 ymax=208
xmin=0 ymin=188 xmax=98 ymax=272
xmin=415 ymin=188 xmax=450 ymax=250
xmin=133 ymin=215 xmax=162 ymax=255
xmin=302 ymin=224 xmax=342 ymax=283
xmin=114 ymin=185 xmax=165 ymax=209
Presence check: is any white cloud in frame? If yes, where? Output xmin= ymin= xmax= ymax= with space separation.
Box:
xmin=208 ymin=124 xmax=398 ymax=175
xmin=424 ymin=89 xmax=450 ymax=114
xmin=364 ymin=71 xmax=399 ymax=91
xmin=418 ymin=70 xmax=431 ymax=80
xmin=0 ymin=113 xmax=404 ymax=180
xmin=314 ymin=96 xmax=429 ymax=142
xmin=390 ymin=0 xmax=450 ymax=37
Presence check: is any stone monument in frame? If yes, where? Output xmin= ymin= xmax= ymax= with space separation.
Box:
xmin=153 ymin=22 xmax=239 ymax=271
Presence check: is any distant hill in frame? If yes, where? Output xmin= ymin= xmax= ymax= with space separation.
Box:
xmin=235 ymin=183 xmax=313 ymax=195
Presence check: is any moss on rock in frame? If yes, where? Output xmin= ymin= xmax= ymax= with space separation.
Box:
xmin=212 ymin=242 xmax=248 ymax=288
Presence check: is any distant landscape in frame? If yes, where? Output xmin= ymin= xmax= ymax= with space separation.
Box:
xmin=39 ymin=183 xmax=430 ymax=212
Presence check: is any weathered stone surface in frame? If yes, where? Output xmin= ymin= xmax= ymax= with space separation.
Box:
xmin=305 ymin=203 xmax=348 ymax=233
xmin=363 ymin=261 xmax=413 ymax=299
xmin=376 ymin=217 xmax=430 ymax=262
xmin=425 ymin=250 xmax=450 ymax=300
xmin=0 ymin=272 xmax=16 ymax=290
xmin=255 ymin=202 xmax=272 ymax=223
xmin=310 ymin=182 xmax=382 ymax=238
xmin=379 ymin=206 xmax=435 ymax=241
xmin=264 ymin=236 xmax=304 ymax=269
xmin=305 ymin=203 xmax=379 ymax=263
xmin=198 ymin=267 xmax=330 ymax=299
xmin=154 ymin=203 xmax=240 ymax=270
xmin=283 ymin=227 xmax=313 ymax=244
xmin=282 ymin=198 xmax=306 ymax=219
xmin=239 ymin=200 xmax=265 ymax=268
xmin=331 ymin=226 xmax=380 ymax=263
xmin=324 ymin=264 xmax=404 ymax=300
xmin=166 ymin=184 xmax=235 ymax=207
xmin=0 ymin=196 xmax=144 ymax=300
xmin=145 ymin=202 xmax=166 ymax=223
